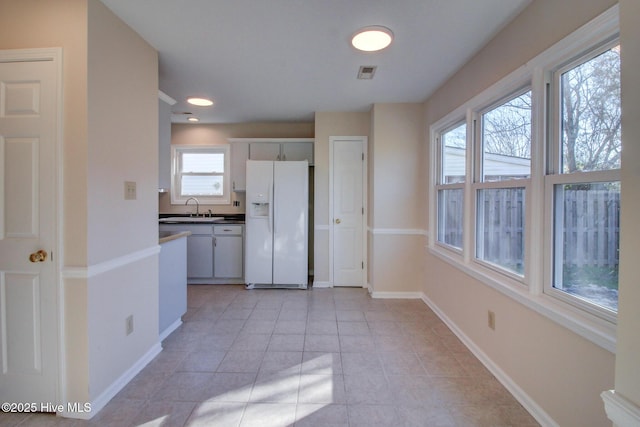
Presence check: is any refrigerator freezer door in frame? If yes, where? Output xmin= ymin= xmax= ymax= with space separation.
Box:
xmin=273 ymin=161 xmax=308 ymax=285
xmin=245 ymin=161 xmax=274 ymax=285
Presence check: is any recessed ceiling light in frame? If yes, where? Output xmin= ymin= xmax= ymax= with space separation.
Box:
xmin=187 ymin=97 xmax=214 ymax=107
xmin=351 ymin=26 xmax=393 ymax=52
xmin=187 ymin=117 xmax=199 ymax=122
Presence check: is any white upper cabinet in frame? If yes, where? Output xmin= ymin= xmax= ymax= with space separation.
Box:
xmin=246 ymin=139 xmax=314 ymax=164
xmin=249 ymin=142 xmax=281 ymax=161
xmin=229 ymin=138 xmax=314 ymax=192
xmin=282 ymin=141 xmax=313 ymax=163
xmin=230 ymin=141 xmax=249 ymax=192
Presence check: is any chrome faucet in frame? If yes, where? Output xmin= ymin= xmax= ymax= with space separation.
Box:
xmin=185 ymin=197 xmax=200 ymax=216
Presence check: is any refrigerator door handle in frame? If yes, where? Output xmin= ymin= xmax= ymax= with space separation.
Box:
xmin=268 ymin=183 xmax=273 ymax=234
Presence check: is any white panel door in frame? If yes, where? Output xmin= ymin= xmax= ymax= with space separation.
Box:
xmin=273 ymin=161 xmax=308 ymax=285
xmin=0 ymin=55 xmax=58 ymax=404
xmin=332 ymin=138 xmax=365 ymax=287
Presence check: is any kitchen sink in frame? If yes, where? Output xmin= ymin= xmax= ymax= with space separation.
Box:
xmin=159 ymin=216 xmax=224 ymax=223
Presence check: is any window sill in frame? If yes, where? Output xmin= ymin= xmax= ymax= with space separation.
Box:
xmin=428 ymin=246 xmax=616 ymax=353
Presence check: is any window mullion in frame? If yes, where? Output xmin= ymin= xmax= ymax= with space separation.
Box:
xmin=464 ymin=112 xmax=478 ymax=264
xmin=528 ymin=67 xmax=548 ymax=294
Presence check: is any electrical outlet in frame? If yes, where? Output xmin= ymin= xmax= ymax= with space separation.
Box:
xmin=124 ymin=181 xmax=137 ymax=200
xmin=126 ymin=315 xmax=134 ymax=335
xmin=488 ymin=310 xmax=496 ymax=330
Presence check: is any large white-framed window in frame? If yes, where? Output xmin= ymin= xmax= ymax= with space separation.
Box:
xmin=474 ymin=89 xmax=532 ymax=279
xmin=545 ymin=40 xmax=621 ymax=321
xmin=428 ymin=5 xmax=619 ymax=351
xmin=435 ymin=122 xmax=467 ymax=253
xmin=171 ymin=145 xmax=231 ymax=205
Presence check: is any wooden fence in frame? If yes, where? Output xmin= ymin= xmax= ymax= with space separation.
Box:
xmin=439 ymin=186 xmax=620 ymax=271
xmin=562 ymin=186 xmax=620 ymax=268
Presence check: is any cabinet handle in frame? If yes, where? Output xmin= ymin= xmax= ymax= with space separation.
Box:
xmin=213 ymin=236 xmax=217 ymax=247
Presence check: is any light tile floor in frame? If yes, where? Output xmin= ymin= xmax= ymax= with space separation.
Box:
xmin=3 ymin=285 xmax=539 ymax=427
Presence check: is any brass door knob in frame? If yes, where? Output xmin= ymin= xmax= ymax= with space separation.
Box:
xmin=29 ymin=250 xmax=47 ymax=263
xmin=335 ymin=218 xmax=341 ymax=224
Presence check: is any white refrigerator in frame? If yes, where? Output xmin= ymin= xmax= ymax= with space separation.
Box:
xmin=245 ymin=160 xmax=308 ymax=289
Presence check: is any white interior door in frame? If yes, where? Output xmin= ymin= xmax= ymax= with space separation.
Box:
xmin=0 ymin=53 xmax=59 ymax=404
xmin=331 ymin=137 xmax=365 ymax=287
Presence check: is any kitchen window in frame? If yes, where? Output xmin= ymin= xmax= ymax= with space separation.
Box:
xmin=429 ymin=6 xmax=619 ymax=350
xmin=171 ymin=145 xmax=231 ymax=205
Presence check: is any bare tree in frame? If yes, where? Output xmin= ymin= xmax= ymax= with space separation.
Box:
xmin=483 ymin=92 xmax=532 ymax=159
xmin=562 ymin=46 xmax=621 ymax=173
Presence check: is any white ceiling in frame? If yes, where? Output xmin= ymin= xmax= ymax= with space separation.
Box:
xmin=100 ymin=0 xmax=531 ymax=124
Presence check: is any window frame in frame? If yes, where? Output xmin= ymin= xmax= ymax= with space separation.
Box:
xmin=428 ymin=5 xmax=619 ymax=353
xmin=543 ymin=39 xmax=621 ymax=323
xmin=472 ymin=88 xmax=533 ymax=281
xmin=434 ymin=120 xmax=469 ymax=255
xmin=171 ymin=144 xmax=231 ymax=205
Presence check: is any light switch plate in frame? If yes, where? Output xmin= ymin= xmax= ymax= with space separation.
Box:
xmin=125 ymin=181 xmax=137 ymax=200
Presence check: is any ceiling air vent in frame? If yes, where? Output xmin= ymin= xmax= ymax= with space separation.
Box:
xmin=357 ymin=65 xmax=377 ymax=80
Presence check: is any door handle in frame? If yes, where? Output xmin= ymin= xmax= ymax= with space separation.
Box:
xmin=29 ymin=249 xmax=48 ymax=263
xmin=335 ymin=218 xmax=341 ymax=224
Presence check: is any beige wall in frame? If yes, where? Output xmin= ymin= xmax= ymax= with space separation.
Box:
xmin=87 ymin=0 xmax=159 ymax=264
xmin=422 ymin=0 xmax=618 ymax=426
xmin=615 ymin=0 xmax=640 ymax=410
xmin=369 ymin=103 xmax=425 ymax=229
xmin=86 ymin=0 xmax=160 ymax=403
xmin=426 ymin=0 xmax=618 ymax=127
xmin=313 ymin=112 xmax=371 ymax=284
xmin=368 ymin=103 xmax=425 ymax=294
xmin=160 ymin=122 xmax=314 ymax=214
xmin=312 ymin=107 xmax=424 ymax=290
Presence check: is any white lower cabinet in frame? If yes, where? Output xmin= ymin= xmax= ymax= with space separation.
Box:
xmin=160 ymin=223 xmax=244 ymax=283
xmin=214 ymin=225 xmax=243 ymax=279
xmin=187 ymin=233 xmax=214 ymax=278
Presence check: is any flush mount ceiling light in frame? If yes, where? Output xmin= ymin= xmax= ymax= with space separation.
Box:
xmin=187 ymin=117 xmax=199 ymax=122
xmin=187 ymin=97 xmax=214 ymax=107
xmin=351 ymin=26 xmax=393 ymax=52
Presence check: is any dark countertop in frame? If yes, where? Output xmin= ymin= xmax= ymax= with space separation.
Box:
xmin=159 ymin=213 xmax=245 ymax=225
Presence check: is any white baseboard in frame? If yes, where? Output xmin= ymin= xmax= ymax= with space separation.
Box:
xmin=60 ymin=342 xmax=162 ymax=419
xmin=312 ymin=281 xmax=331 ymax=288
xmin=371 ymin=291 xmax=423 ymax=299
xmin=159 ymin=319 xmax=182 ymax=342
xmin=602 ymin=390 xmax=640 ymax=427
xmin=420 ymin=293 xmax=559 ymax=427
